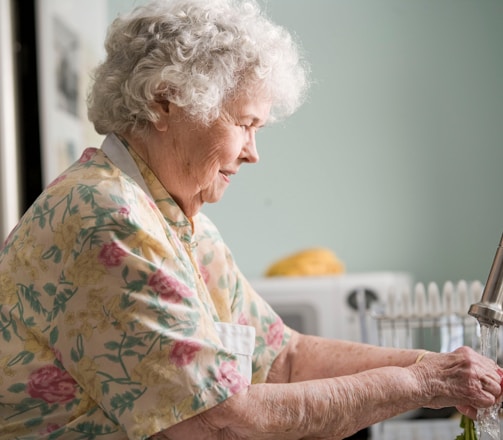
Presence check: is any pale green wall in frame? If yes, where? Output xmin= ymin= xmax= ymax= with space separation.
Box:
xmin=109 ymin=0 xmax=503 ymax=285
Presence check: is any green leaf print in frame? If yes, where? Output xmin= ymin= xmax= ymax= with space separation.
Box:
xmin=71 ymin=334 xmax=85 ymax=362
xmin=77 ymin=184 xmax=100 ymax=206
xmin=24 ymin=316 xmax=36 ymax=327
xmin=120 ymin=293 xmax=137 ymax=309
xmin=42 ymin=246 xmax=62 ymax=264
xmin=40 ymin=402 xmax=58 ymax=415
xmin=121 ymin=349 xmax=138 ymax=357
xmin=0 ymin=308 xmax=9 ymax=322
xmin=33 ymin=204 xmax=47 ymax=229
xmin=43 ymin=282 xmax=58 ymax=296
xmin=191 ymin=394 xmax=207 ymax=411
xmin=51 ymin=288 xmax=78 ymax=319
xmin=102 ymin=354 xmax=120 ymax=362
xmin=8 ymin=350 xmax=34 ymax=366
xmin=13 ymin=396 xmax=42 ymax=412
xmin=110 ymin=389 xmax=143 ymax=416
xmin=25 ymin=416 xmax=43 ymax=427
xmin=7 ymin=382 xmax=26 ymax=393
xmin=49 ymin=326 xmax=59 ymax=345
xmin=2 ymin=328 xmax=11 ymax=342
xmin=123 ymin=335 xmax=146 ymax=349
xmin=125 ymin=278 xmax=147 ymax=292
xmin=250 ymin=301 xmax=259 ymax=318
xmin=70 ymin=347 xmax=80 ymax=363
xmin=47 ymin=429 xmax=66 ymax=439
xmin=21 ymin=351 xmax=35 ymax=365
xmin=254 ymin=337 xmax=266 ymax=356
xmin=73 ymin=419 xmax=118 ymax=436
xmin=202 ymin=251 xmax=214 ymax=265
xmin=19 ymin=284 xmax=43 ymax=315
xmin=252 ymin=362 xmax=260 ymax=374
xmin=110 ymin=194 xmax=127 ymax=205
xmin=104 ymin=341 xmax=121 ymax=350
xmin=93 ymin=207 xmax=117 ymax=227
xmin=121 ymin=265 xmax=129 ymax=279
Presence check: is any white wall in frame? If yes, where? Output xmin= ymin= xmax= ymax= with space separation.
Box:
xmin=107 ymin=1 xmax=503 ymax=284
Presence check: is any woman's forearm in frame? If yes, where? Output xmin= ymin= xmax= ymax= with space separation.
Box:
xmin=239 ymin=366 xmax=422 ymax=438
xmin=160 ymin=364 xmax=422 ymax=439
xmin=268 ymin=330 xmax=425 ymax=384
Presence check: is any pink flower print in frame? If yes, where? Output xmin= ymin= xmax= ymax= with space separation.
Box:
xmin=98 ymin=242 xmax=127 ymax=267
xmin=79 ymin=147 xmax=96 ymax=163
xmin=237 ymin=313 xmax=249 ymax=326
xmin=27 ymin=365 xmax=77 ymax=403
xmin=39 ymin=424 xmax=61 ymax=435
xmin=198 ymin=261 xmax=210 ymax=284
xmin=169 ymin=339 xmax=202 ymax=367
xmin=148 ymin=270 xmax=194 ymax=303
xmin=118 ymin=205 xmax=131 ymax=216
xmin=217 ymin=361 xmax=249 ymax=394
xmin=51 ymin=348 xmax=64 ymax=364
xmin=46 ymin=174 xmax=67 ymax=189
xmin=147 ymin=199 xmax=157 ymax=210
xmin=266 ymin=318 xmax=284 ymax=350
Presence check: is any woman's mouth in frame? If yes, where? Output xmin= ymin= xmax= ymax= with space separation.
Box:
xmin=219 ymin=170 xmax=231 ymax=183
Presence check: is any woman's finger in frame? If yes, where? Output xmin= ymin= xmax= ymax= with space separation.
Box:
xmin=497 ymin=368 xmax=503 ymax=387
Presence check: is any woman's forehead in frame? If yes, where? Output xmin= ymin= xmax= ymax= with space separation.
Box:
xmin=224 ymin=91 xmax=272 ymax=122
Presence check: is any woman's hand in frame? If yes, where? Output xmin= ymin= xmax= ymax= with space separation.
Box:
xmin=411 ymin=346 xmax=503 ymax=419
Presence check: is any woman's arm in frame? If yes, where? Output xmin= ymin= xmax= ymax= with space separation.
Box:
xmin=156 ymin=339 xmax=502 ymax=439
xmin=267 ymin=330 xmax=426 ymax=383
xmin=161 ymin=364 xmax=421 ymax=439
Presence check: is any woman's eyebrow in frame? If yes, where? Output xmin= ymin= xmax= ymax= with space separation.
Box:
xmin=241 ymin=114 xmax=266 ymax=126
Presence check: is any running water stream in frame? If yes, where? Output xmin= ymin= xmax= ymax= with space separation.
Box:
xmin=467 ymin=233 xmax=503 ymax=439
xmin=477 ymin=323 xmax=500 ymax=440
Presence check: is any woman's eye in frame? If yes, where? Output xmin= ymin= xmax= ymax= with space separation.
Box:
xmin=239 ymin=123 xmax=261 ymax=133
xmin=241 ymin=124 xmax=259 ymax=131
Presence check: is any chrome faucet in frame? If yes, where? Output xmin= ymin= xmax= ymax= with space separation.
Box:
xmin=468 ymin=233 xmax=503 ymax=326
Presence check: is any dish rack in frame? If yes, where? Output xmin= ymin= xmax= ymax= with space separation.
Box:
xmin=364 ymin=280 xmax=485 ymax=354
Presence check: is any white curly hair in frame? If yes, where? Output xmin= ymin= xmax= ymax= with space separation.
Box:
xmin=87 ymin=0 xmax=309 ymax=138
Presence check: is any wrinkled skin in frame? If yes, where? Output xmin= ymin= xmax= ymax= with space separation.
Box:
xmin=152 ymin=331 xmax=503 ymax=440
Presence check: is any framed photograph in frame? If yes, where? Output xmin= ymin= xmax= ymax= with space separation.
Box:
xmin=35 ymin=0 xmax=108 ymax=186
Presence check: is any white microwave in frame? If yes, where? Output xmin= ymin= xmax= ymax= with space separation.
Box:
xmin=250 ymin=272 xmax=413 ymax=343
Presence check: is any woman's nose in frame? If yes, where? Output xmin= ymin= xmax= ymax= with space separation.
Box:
xmin=242 ymin=131 xmax=259 ymax=163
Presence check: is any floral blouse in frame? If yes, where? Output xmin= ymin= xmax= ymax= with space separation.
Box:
xmin=0 ymin=134 xmax=290 ymax=440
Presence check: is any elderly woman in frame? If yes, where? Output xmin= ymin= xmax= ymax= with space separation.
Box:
xmin=0 ymin=0 xmax=501 ymax=439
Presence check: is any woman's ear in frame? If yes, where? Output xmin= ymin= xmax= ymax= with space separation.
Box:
xmin=151 ymin=100 xmax=170 ymax=132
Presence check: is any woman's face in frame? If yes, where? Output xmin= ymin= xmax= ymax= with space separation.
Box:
xmin=149 ymin=91 xmax=271 ymax=217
